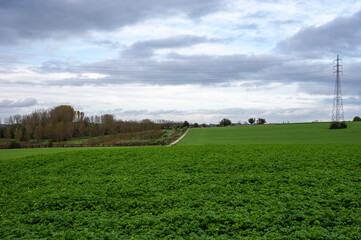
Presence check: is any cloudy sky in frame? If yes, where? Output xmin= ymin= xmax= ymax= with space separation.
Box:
xmin=1 ymin=0 xmax=361 ymax=123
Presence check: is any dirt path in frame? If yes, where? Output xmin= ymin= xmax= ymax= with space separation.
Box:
xmin=167 ymin=128 xmax=190 ymax=146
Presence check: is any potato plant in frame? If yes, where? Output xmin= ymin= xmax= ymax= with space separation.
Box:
xmin=1 ymin=145 xmax=361 ymax=239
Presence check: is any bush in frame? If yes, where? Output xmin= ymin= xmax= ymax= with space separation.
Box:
xmin=8 ymin=141 xmax=21 ymax=149
xmin=182 ymin=121 xmax=190 ymax=128
xmin=329 ymin=121 xmax=347 ymax=129
xmin=182 ymin=126 xmax=188 ymax=133
xmin=353 ymin=116 xmax=361 ymax=121
xmin=220 ymin=118 xmax=232 ymax=126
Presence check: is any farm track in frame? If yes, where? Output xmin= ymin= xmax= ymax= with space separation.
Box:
xmin=167 ymin=128 xmax=190 ymax=146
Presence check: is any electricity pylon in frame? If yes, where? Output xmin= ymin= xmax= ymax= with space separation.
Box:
xmin=331 ymin=55 xmax=344 ymax=122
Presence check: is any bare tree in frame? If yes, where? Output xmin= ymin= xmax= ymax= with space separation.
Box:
xmin=4 ymin=128 xmax=12 ymax=139
xmin=33 ymin=125 xmax=43 ymax=142
xmin=14 ymin=128 xmax=23 ymax=141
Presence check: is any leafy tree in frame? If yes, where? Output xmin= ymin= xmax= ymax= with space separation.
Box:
xmin=50 ymin=105 xmax=75 ymax=124
xmin=193 ymin=123 xmax=199 ymax=128
xmin=248 ymin=118 xmax=255 ymax=125
xmin=257 ymin=118 xmax=266 ymax=125
xmin=353 ymin=116 xmax=361 ymax=121
xmin=182 ymin=121 xmax=190 ymax=128
xmin=220 ymin=118 xmax=232 ymax=126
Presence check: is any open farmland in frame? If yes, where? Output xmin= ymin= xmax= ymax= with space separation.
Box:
xmin=178 ymin=122 xmax=361 ymax=145
xmin=1 ymin=145 xmax=361 ymax=239
xmin=0 ymin=147 xmax=109 ymax=161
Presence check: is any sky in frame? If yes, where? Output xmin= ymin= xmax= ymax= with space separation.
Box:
xmin=1 ymin=0 xmax=361 ymax=124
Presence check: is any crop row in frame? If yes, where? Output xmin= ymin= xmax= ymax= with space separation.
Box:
xmin=1 ymin=145 xmax=361 ymax=239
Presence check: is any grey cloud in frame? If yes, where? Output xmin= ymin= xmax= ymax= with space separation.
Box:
xmin=344 ymin=97 xmax=361 ymax=106
xmin=244 ymin=11 xmax=271 ymax=19
xmin=92 ymin=40 xmax=124 ymax=49
xmin=0 ymin=0 xmax=225 ymax=45
xmin=149 ymin=110 xmax=187 ymax=115
xmin=42 ymin=54 xmax=283 ymax=86
xmin=11 ymin=51 xmax=361 ymax=98
xmin=122 ymin=35 xmax=221 ymax=58
xmin=270 ymin=20 xmax=301 ymax=26
xmin=119 ymin=109 xmax=188 ymax=117
xmin=121 ymin=110 xmax=149 ymax=116
xmin=276 ymin=10 xmax=361 ymax=57
xmin=236 ymin=23 xmax=259 ymax=30
xmin=319 ymin=96 xmax=361 ymax=107
xmin=37 ymin=60 xmax=77 ymax=73
xmin=0 ymin=98 xmax=38 ymax=108
xmin=297 ymin=60 xmax=361 ymax=96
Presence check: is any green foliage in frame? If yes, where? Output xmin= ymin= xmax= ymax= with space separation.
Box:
xmin=248 ymin=118 xmax=255 ymax=125
xmin=0 ymin=147 xmax=113 ymax=161
xmin=179 ymin=122 xmax=361 ymax=145
xmin=256 ymin=118 xmax=266 ymax=125
xmin=1 ymin=145 xmax=361 ymax=238
xmin=219 ymin=118 xmax=231 ymax=126
xmin=353 ymin=116 xmax=361 ymax=121
xmin=182 ymin=121 xmax=190 ymax=128
xmin=329 ymin=121 xmax=347 ymax=129
xmin=182 ymin=126 xmax=188 ymax=133
xmin=8 ymin=141 xmax=21 ymax=149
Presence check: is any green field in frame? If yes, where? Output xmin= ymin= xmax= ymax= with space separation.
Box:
xmin=178 ymin=122 xmax=361 ymax=145
xmin=1 ymin=145 xmax=361 ymax=239
xmin=0 ymin=147 xmax=117 ymax=161
xmin=1 ymin=122 xmax=361 ymax=239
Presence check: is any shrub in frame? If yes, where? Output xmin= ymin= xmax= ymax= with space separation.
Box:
xmin=353 ymin=116 xmax=361 ymax=121
xmin=8 ymin=141 xmax=21 ymax=149
xmin=182 ymin=126 xmax=188 ymax=133
xmin=329 ymin=121 xmax=347 ymax=129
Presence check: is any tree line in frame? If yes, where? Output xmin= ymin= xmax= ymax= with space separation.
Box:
xmin=218 ymin=118 xmax=267 ymax=126
xmin=0 ymin=105 xmax=185 ymax=142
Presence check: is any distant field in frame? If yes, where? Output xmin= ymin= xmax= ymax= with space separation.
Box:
xmin=178 ymin=122 xmax=361 ymax=145
xmin=1 ymin=145 xmax=361 ymax=239
xmin=0 ymin=147 xmax=113 ymax=160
